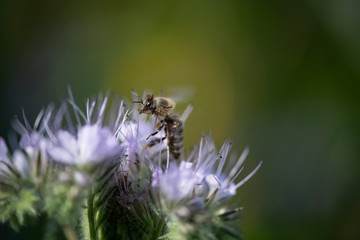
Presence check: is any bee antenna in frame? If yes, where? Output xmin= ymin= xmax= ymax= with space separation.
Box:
xmin=131 ymin=91 xmax=143 ymax=104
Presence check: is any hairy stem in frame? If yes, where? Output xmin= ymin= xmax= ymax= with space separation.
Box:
xmin=88 ymin=191 xmax=96 ymax=240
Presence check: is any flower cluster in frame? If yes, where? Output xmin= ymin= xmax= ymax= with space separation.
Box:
xmin=0 ymin=89 xmax=261 ymax=240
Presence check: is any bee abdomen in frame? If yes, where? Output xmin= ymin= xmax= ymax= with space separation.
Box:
xmin=165 ymin=116 xmax=184 ymax=160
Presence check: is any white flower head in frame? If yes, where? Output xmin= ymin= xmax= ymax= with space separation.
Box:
xmin=0 ymin=137 xmax=9 ymax=161
xmin=0 ymin=137 xmax=31 ymax=180
xmin=152 ymin=162 xmax=200 ymax=202
xmin=13 ymin=150 xmax=31 ymax=179
xmin=193 ymin=136 xmax=263 ymax=201
xmin=48 ymin=124 xmax=122 ymax=166
xmin=118 ymin=119 xmax=167 ymax=163
xmin=0 ymin=137 xmax=10 ymax=174
xmin=151 ymin=134 xmax=262 ymax=209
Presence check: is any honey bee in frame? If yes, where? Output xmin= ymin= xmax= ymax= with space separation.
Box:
xmin=134 ymin=94 xmax=184 ymax=159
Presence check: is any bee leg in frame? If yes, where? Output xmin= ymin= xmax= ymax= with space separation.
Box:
xmin=146 ymin=137 xmax=167 ymax=148
xmin=146 ymin=123 xmax=165 ymax=140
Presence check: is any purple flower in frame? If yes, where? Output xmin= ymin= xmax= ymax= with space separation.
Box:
xmin=118 ymin=119 xmax=167 ymax=164
xmin=0 ymin=137 xmax=31 ymax=180
xmin=48 ymin=124 xmax=122 ymax=166
xmin=151 ymin=134 xmax=262 ymax=206
xmin=0 ymin=137 xmax=10 ymax=173
xmin=0 ymin=137 xmax=9 ymax=162
xmin=152 ymin=162 xmax=199 ymax=201
xmin=192 ymin=136 xmax=262 ymax=201
xmin=13 ymin=150 xmax=31 ymax=179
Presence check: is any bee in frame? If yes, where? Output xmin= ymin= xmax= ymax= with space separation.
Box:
xmin=134 ymin=94 xmax=184 ymax=160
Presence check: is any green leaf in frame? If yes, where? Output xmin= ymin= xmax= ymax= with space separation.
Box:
xmin=15 ymin=189 xmax=39 ymax=224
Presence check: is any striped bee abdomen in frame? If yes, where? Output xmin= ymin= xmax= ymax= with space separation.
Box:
xmin=165 ymin=114 xmax=184 ymax=159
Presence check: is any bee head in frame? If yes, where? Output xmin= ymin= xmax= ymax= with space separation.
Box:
xmin=138 ymin=94 xmax=156 ymax=114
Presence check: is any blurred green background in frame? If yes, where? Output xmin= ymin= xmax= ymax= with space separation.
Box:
xmin=1 ymin=0 xmax=360 ymax=239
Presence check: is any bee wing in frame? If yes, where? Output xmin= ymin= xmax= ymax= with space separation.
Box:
xmin=161 ymin=86 xmax=196 ymax=104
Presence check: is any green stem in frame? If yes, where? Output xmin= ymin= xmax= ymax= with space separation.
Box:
xmin=152 ymin=216 xmax=165 ymax=240
xmin=88 ymin=192 xmax=96 ymax=240
xmin=62 ymin=224 xmax=78 ymax=240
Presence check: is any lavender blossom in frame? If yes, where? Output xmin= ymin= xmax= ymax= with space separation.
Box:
xmin=0 ymin=137 xmax=32 ymax=181
xmin=12 ymin=150 xmax=31 ymax=179
xmin=117 ymin=118 xmax=167 ymax=164
xmin=151 ymin=134 xmax=262 ymax=209
xmin=152 ymin=162 xmax=200 ymax=202
xmin=48 ymin=124 xmax=122 ymax=166
xmin=0 ymin=137 xmax=13 ymax=177
xmin=0 ymin=138 xmax=9 ymax=166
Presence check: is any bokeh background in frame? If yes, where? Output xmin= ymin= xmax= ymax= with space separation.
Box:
xmin=1 ymin=1 xmax=360 ymax=239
